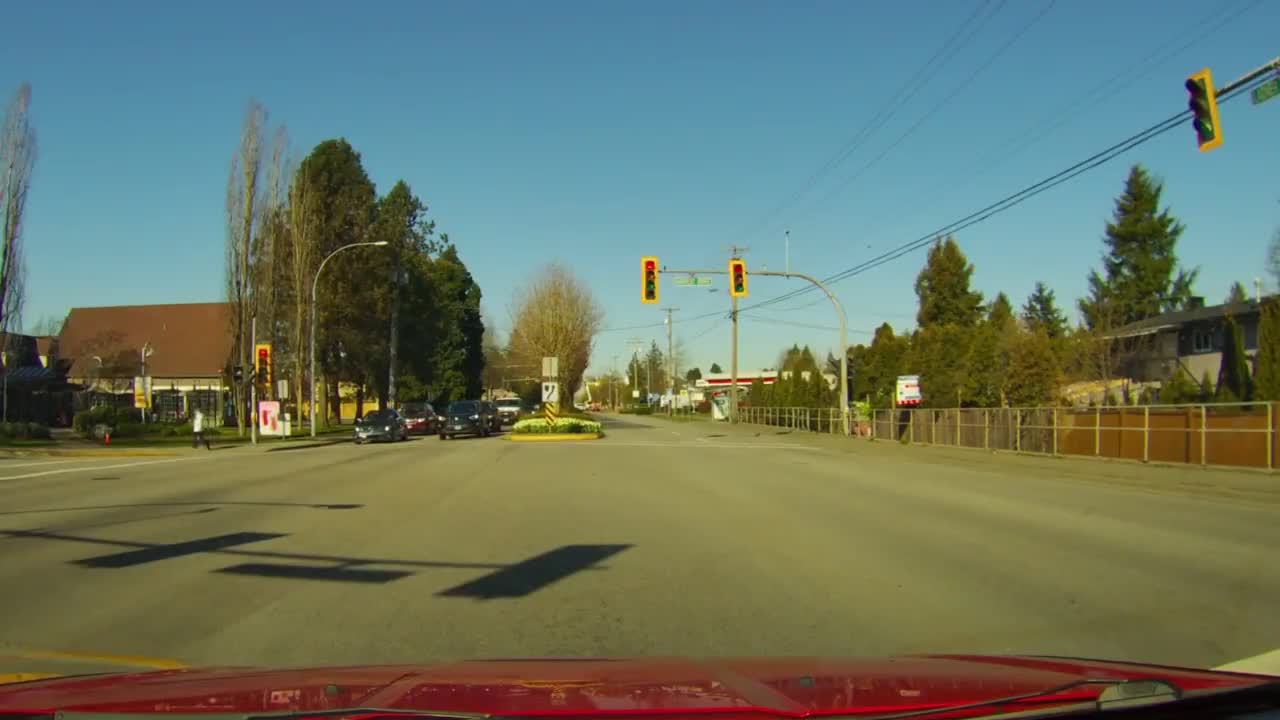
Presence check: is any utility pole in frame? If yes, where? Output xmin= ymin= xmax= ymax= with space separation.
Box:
xmin=626 ymin=337 xmax=646 ymax=403
xmin=725 ymin=245 xmax=749 ymax=424
xmin=663 ymin=307 xmax=679 ymax=415
xmin=388 ymin=266 xmax=403 ymax=410
xmin=611 ymin=354 xmax=619 ymax=410
xmin=250 ymin=316 xmax=257 ymax=446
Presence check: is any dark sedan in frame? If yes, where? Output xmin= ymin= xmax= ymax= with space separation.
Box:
xmin=439 ymin=400 xmax=496 ymax=440
xmin=354 ymin=409 xmax=408 ymax=444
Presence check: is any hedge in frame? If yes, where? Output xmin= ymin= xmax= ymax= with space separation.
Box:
xmin=511 ymin=417 xmax=603 ymax=434
xmin=0 ymin=421 xmax=51 ymax=440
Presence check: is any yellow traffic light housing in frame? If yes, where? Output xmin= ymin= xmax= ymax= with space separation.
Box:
xmin=1185 ymin=68 xmax=1223 ymax=152
xmin=729 ymin=258 xmax=748 ymax=298
xmin=642 ymin=256 xmax=659 ymax=304
xmin=255 ymin=343 xmax=272 ymax=385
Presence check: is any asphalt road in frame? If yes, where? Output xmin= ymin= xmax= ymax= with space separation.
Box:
xmin=1 ymin=414 xmax=1278 ymax=675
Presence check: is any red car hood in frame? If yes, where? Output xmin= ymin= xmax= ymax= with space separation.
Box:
xmin=0 ymin=655 xmax=1270 ymax=717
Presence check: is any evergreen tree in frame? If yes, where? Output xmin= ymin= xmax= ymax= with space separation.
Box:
xmin=709 ymin=362 xmax=723 ymax=374
xmin=862 ymin=323 xmax=907 ymax=407
xmin=1079 ymin=164 xmax=1198 ymax=330
xmin=1255 ymin=301 xmax=1280 ymax=401
xmin=1215 ymin=314 xmax=1253 ymax=402
xmin=1022 ymin=281 xmax=1067 ymax=339
xmin=1005 ymin=329 xmax=1059 ymax=406
xmin=1198 ymin=370 xmax=1216 ymax=402
xmin=1160 ymin=368 xmax=1200 ymax=404
xmin=915 ymin=235 xmax=984 ymax=328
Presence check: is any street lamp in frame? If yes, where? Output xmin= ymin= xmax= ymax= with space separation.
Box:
xmin=310 ymin=240 xmax=389 ymax=437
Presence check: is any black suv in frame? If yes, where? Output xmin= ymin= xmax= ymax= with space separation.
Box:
xmin=440 ymin=400 xmax=498 ymax=440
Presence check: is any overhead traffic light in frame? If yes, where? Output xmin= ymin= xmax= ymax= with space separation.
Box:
xmin=1185 ymin=68 xmax=1223 ymax=152
xmin=642 ymin=256 xmax=659 ymax=304
xmin=255 ymin=343 xmax=272 ymax=385
xmin=729 ymin=258 xmax=748 ymax=298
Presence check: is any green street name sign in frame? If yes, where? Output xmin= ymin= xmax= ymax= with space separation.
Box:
xmin=674 ymin=276 xmax=713 ymax=286
xmin=1251 ymin=77 xmax=1280 ymax=105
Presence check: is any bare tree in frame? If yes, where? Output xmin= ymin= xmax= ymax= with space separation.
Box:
xmin=507 ymin=263 xmax=603 ymax=400
xmin=225 ymin=100 xmax=266 ymax=434
xmin=0 ymin=83 xmax=36 ymax=337
xmin=285 ymin=154 xmax=318 ymax=417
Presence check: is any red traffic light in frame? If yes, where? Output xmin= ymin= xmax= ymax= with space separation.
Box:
xmin=258 ymin=348 xmax=269 ymax=360
xmin=644 ymin=260 xmax=656 ymax=270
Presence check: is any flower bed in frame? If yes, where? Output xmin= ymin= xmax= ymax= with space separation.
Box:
xmin=511 ymin=417 xmax=603 ymax=435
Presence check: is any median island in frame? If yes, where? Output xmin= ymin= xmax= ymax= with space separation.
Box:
xmin=507 ymin=416 xmax=604 ymax=441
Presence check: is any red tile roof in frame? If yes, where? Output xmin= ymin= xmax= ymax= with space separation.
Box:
xmin=58 ymin=302 xmax=235 ymax=378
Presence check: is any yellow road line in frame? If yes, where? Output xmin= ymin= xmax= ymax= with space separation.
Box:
xmin=0 ymin=672 xmax=62 ymax=684
xmin=6 ymin=648 xmax=187 ymax=669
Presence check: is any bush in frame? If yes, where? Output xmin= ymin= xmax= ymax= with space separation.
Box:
xmin=0 ymin=421 xmax=51 ymax=440
xmin=511 ymin=417 xmax=603 ymax=434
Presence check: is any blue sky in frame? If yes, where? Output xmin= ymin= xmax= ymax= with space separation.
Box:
xmin=3 ymin=0 xmax=1278 ymax=376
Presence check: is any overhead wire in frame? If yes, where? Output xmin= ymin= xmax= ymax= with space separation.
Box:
xmin=734 ymin=76 xmax=1264 ymax=316
xmin=793 ymin=0 xmax=1057 ymax=224
xmin=724 ymin=0 xmax=1006 ymax=245
xmin=803 ymin=0 xmax=1264 ymax=278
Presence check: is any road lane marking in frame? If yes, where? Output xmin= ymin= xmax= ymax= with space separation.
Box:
xmin=2 ymin=647 xmax=186 ymax=669
xmin=0 ymin=457 xmax=189 ymax=481
xmin=520 ymin=439 xmax=822 ymax=451
xmin=1216 ymin=648 xmax=1280 ymax=676
xmin=0 ymin=672 xmax=63 ymax=684
xmin=0 ymin=459 xmax=95 ymax=469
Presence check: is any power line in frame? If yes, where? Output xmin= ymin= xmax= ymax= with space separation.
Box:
xmin=736 ymin=75 xmax=1265 ymax=315
xmin=794 ymin=0 xmax=1057 ymax=223
xmin=724 ymin=0 xmax=1006 ymax=244
xmin=827 ymin=0 xmax=1262 ymax=256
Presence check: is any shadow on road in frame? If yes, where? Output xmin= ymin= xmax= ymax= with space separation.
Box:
xmin=2 ymin=528 xmax=624 ymax=592
xmin=436 ymin=543 xmax=632 ymax=599
xmin=0 ymin=501 xmax=363 ymax=517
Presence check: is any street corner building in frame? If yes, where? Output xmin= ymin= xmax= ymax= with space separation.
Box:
xmin=57 ymin=302 xmax=235 ymax=424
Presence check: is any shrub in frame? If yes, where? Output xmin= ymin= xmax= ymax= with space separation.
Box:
xmin=511 ymin=417 xmax=603 ymax=435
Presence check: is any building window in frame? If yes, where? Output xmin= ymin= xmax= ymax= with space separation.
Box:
xmin=151 ymin=390 xmax=183 ymax=422
xmin=187 ymin=389 xmax=220 ymax=421
xmin=1192 ymin=327 xmax=1215 ymax=353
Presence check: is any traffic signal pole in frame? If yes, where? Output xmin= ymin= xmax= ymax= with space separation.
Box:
xmin=657 ymin=265 xmax=850 ymax=435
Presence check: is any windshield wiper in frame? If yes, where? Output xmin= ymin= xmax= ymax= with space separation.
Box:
xmin=853 ymin=677 xmax=1169 ymax=720
xmin=861 ymin=676 xmax=1280 ymax=720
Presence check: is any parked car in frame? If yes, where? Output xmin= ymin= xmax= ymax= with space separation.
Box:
xmin=354 ymin=408 xmax=408 ymax=444
xmin=400 ymin=401 xmax=438 ymax=435
xmin=493 ymin=397 xmax=523 ymax=425
xmin=439 ymin=400 xmax=497 ymax=439
xmin=480 ymin=400 xmax=503 ymax=432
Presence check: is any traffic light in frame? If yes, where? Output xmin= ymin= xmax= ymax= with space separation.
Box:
xmin=255 ymin=343 xmax=271 ymax=385
xmin=729 ymin=258 xmax=748 ymax=298
xmin=642 ymin=256 xmax=659 ymax=304
xmin=233 ymin=365 xmax=244 ymax=384
xmin=1185 ymin=68 xmax=1223 ymax=152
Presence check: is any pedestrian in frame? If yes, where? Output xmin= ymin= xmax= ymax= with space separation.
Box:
xmin=192 ymin=408 xmax=211 ymax=450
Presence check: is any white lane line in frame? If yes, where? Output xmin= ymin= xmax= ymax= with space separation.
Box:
xmin=533 ymin=440 xmax=822 ymax=451
xmin=0 ymin=457 xmax=189 ymax=481
xmin=0 ymin=459 xmax=95 ymax=469
xmin=1215 ymin=648 xmax=1280 ymax=676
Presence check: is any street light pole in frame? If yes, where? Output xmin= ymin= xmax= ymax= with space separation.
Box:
xmin=310 ymin=240 xmax=389 ymax=438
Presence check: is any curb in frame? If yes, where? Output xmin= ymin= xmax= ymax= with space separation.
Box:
xmin=0 ymin=448 xmax=179 ymax=458
xmin=506 ymin=433 xmax=605 ymax=442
